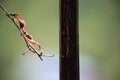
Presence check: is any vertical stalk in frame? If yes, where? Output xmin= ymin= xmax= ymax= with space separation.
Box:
xmin=59 ymin=0 xmax=79 ymax=80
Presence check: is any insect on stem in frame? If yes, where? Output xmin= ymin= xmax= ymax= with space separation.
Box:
xmin=0 ymin=2 xmax=54 ymax=60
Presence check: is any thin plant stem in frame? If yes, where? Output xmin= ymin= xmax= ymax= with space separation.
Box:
xmin=0 ymin=2 xmax=43 ymax=60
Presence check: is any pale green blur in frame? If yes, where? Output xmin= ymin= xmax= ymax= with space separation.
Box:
xmin=0 ymin=0 xmax=59 ymax=80
xmin=80 ymin=0 xmax=120 ymax=80
xmin=0 ymin=0 xmax=120 ymax=80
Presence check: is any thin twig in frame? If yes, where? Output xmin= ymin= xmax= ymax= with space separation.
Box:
xmin=0 ymin=2 xmax=43 ymax=60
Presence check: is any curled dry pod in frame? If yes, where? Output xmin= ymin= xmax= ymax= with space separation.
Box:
xmin=11 ymin=13 xmax=41 ymax=50
xmin=11 ymin=13 xmax=26 ymax=28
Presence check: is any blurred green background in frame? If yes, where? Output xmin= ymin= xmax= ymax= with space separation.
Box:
xmin=0 ymin=0 xmax=120 ymax=80
xmin=80 ymin=0 xmax=120 ymax=80
xmin=0 ymin=0 xmax=59 ymax=80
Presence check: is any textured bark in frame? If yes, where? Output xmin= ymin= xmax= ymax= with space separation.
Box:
xmin=59 ymin=0 xmax=79 ymax=80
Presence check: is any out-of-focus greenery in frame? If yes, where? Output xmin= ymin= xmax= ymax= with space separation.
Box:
xmin=0 ymin=0 xmax=58 ymax=80
xmin=80 ymin=0 xmax=120 ymax=80
xmin=0 ymin=0 xmax=120 ymax=80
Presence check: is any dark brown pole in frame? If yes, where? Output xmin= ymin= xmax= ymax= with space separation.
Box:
xmin=59 ymin=0 xmax=79 ymax=80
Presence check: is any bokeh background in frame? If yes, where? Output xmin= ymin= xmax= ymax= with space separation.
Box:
xmin=0 ymin=0 xmax=120 ymax=80
xmin=80 ymin=0 xmax=120 ymax=80
xmin=0 ymin=0 xmax=59 ymax=80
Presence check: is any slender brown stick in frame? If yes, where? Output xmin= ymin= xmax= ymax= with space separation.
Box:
xmin=0 ymin=2 xmax=43 ymax=60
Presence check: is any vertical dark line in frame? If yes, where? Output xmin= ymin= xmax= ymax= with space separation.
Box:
xmin=59 ymin=0 xmax=79 ymax=80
